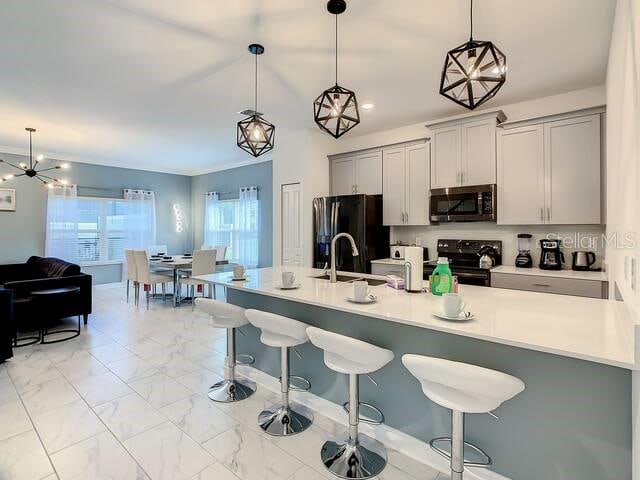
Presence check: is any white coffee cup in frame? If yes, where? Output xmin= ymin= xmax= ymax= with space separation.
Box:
xmin=353 ymin=280 xmax=370 ymax=302
xmin=282 ymin=271 xmax=295 ymax=287
xmin=233 ymin=265 xmax=246 ymax=279
xmin=443 ymin=293 xmax=466 ymax=317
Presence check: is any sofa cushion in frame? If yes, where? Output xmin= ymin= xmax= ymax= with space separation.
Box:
xmin=26 ymin=256 xmax=81 ymax=278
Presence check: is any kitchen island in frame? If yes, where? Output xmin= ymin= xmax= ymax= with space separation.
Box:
xmin=194 ymin=266 xmax=634 ymax=480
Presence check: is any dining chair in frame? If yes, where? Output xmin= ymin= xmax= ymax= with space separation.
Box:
xmin=133 ymin=250 xmax=172 ymax=309
xmin=201 ymin=245 xmax=227 ymax=262
xmin=124 ymin=249 xmax=138 ymax=305
xmin=214 ymin=246 xmax=228 ymax=262
xmin=181 ymin=249 xmax=217 ymax=309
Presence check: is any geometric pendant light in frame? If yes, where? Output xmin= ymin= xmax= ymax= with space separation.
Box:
xmin=0 ymin=127 xmax=70 ymax=187
xmin=313 ymin=0 xmax=360 ymax=138
xmin=237 ymin=44 xmax=275 ymax=157
xmin=439 ymin=0 xmax=507 ymax=110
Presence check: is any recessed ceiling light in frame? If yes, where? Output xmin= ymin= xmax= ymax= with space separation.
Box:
xmin=362 ymin=103 xmax=374 ymax=110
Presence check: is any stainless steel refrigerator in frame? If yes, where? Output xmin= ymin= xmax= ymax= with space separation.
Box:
xmin=313 ymin=194 xmax=389 ymax=274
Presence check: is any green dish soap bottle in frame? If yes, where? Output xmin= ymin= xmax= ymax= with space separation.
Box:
xmin=430 ymin=257 xmax=453 ymax=296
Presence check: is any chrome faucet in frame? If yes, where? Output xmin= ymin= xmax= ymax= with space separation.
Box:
xmin=329 ymin=233 xmax=359 ymax=283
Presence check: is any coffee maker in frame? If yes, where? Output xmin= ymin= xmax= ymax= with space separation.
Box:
xmin=515 ymin=234 xmax=533 ymax=268
xmin=539 ymin=239 xmax=564 ymax=270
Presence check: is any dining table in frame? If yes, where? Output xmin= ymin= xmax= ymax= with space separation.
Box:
xmin=149 ymin=255 xmax=230 ymax=306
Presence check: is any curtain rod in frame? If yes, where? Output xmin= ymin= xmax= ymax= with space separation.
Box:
xmin=203 ymin=186 xmax=259 ymax=196
xmin=76 ymin=185 xmax=122 ymax=191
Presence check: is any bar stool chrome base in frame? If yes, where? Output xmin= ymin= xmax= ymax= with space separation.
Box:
xmin=258 ymin=404 xmax=313 ymax=436
xmin=321 ymin=434 xmax=387 ymax=479
xmin=208 ymin=379 xmax=255 ymax=403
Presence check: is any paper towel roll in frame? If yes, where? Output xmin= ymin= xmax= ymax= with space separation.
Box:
xmin=404 ymin=246 xmax=424 ymax=292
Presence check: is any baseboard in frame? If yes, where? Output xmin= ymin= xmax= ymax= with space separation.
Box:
xmin=236 ymin=365 xmax=511 ymax=480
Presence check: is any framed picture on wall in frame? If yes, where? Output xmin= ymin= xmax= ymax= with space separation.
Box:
xmin=0 ymin=189 xmax=16 ymax=211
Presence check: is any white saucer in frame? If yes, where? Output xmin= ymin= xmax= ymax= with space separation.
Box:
xmin=433 ymin=311 xmax=475 ymax=321
xmin=276 ymin=283 xmax=301 ymax=290
xmin=346 ymin=295 xmax=377 ymax=304
xmin=230 ymin=277 xmax=248 ymax=282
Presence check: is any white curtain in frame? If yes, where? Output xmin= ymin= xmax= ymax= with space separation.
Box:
xmin=203 ymin=192 xmax=223 ymax=248
xmin=123 ymin=189 xmax=156 ymax=249
xmin=237 ymin=186 xmax=259 ymax=268
xmin=45 ymin=184 xmax=79 ymax=263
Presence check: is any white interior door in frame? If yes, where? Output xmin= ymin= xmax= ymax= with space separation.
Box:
xmin=281 ymin=183 xmax=303 ymax=266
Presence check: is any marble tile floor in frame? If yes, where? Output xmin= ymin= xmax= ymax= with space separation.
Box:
xmin=0 ymin=286 xmax=447 ymax=480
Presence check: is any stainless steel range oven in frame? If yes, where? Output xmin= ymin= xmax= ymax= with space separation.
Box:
xmin=429 ymin=184 xmax=496 ymax=223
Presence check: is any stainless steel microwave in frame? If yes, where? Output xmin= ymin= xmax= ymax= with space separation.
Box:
xmin=429 ymin=184 xmax=496 ymax=222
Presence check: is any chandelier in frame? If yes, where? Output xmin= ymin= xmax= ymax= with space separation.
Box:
xmin=439 ymin=0 xmax=507 ymax=110
xmin=0 ymin=128 xmax=69 ymax=187
xmin=313 ymin=0 xmax=360 ymax=138
xmin=237 ymin=44 xmax=275 ymax=157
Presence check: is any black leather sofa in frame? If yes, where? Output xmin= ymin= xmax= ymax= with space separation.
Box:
xmin=0 ymin=288 xmax=13 ymax=362
xmin=0 ymin=256 xmax=92 ymax=328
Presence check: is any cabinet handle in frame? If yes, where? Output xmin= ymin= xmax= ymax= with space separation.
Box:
xmin=540 ymin=208 xmax=543 ymax=222
xmin=546 ymin=207 xmax=550 ymax=222
xmin=533 ymin=283 xmax=550 ymax=287
xmin=405 ymin=212 xmax=408 ymax=224
xmin=460 ymin=172 xmax=464 ymax=184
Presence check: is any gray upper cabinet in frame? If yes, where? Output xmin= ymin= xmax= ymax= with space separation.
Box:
xmin=497 ymin=111 xmax=602 ymax=225
xmin=330 ymin=151 xmax=382 ymax=196
xmin=428 ymin=111 xmax=505 ymax=189
xmin=430 ymin=125 xmax=460 ymax=188
xmin=382 ymin=141 xmax=430 ymax=226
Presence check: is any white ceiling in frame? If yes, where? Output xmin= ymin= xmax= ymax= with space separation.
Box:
xmin=0 ymin=0 xmax=615 ymax=175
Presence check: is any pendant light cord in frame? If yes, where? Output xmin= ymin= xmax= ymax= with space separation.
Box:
xmin=29 ymin=130 xmax=33 ymax=169
xmin=254 ymin=52 xmax=258 ymax=113
xmin=335 ymin=13 xmax=338 ymax=86
xmin=469 ymin=0 xmax=474 ymax=40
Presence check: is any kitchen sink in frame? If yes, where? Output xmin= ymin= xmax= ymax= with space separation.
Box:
xmin=311 ymin=274 xmax=361 ymax=282
xmin=311 ymin=274 xmax=387 ymax=286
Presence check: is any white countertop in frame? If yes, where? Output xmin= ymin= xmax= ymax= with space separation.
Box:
xmin=194 ymin=266 xmax=634 ymax=369
xmin=491 ymin=265 xmax=608 ymax=282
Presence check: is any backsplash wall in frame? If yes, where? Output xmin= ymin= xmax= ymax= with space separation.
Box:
xmin=391 ymin=223 xmax=606 ymax=269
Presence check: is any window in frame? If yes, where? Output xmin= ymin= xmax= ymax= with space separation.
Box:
xmin=76 ymin=198 xmax=129 ymax=264
xmin=204 ymin=187 xmax=259 ymax=267
xmin=46 ymin=195 xmax=156 ymax=266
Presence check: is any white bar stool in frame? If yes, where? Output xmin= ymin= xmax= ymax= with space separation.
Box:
xmin=402 ymin=354 xmax=525 ymax=480
xmin=195 ymin=298 xmax=256 ymax=402
xmin=245 ymin=309 xmax=313 ymax=436
xmin=306 ymin=326 xmax=394 ymax=479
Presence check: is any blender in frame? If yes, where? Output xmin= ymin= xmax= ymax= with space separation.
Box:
xmin=515 ymin=234 xmax=533 ymax=268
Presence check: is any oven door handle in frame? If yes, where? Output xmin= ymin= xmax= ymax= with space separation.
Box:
xmin=453 ymin=272 xmax=491 ymax=279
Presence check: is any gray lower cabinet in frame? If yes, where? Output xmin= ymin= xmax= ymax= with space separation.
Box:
xmin=491 ymin=273 xmax=608 ymax=299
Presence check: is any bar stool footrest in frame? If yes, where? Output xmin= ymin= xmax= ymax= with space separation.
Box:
xmin=342 ymin=401 xmax=385 ymax=425
xmin=235 ymin=354 xmax=255 ymax=366
xmin=279 ymin=375 xmax=311 ymax=392
xmin=429 ymin=437 xmax=492 ymax=468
